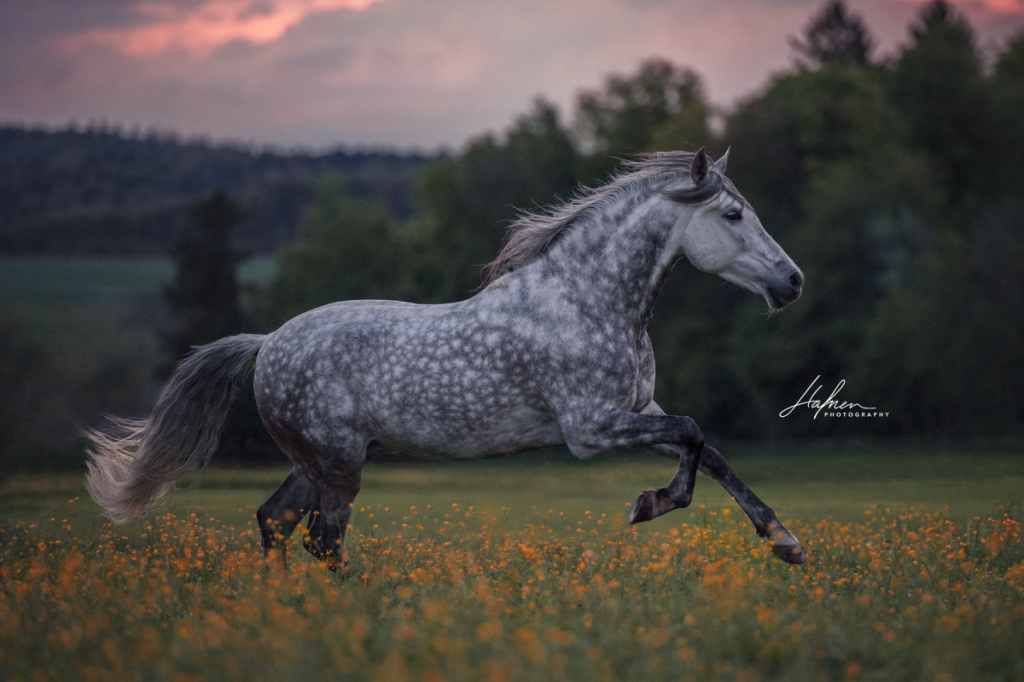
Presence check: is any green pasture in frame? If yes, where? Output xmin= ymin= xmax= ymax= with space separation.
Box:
xmin=0 ymin=256 xmax=275 ymax=311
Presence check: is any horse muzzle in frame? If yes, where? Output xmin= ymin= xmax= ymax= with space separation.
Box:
xmin=765 ymin=269 xmax=803 ymax=309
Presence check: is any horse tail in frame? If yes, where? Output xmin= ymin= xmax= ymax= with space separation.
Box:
xmin=85 ymin=333 xmax=267 ymax=524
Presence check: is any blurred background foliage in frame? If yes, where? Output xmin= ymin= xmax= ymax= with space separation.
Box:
xmin=1 ymin=0 xmax=1022 ymax=472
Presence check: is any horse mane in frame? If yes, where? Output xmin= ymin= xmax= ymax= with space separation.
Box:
xmin=481 ymin=150 xmax=747 ymax=286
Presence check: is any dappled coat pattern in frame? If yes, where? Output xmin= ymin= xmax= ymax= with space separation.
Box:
xmin=85 ymin=148 xmax=807 ymax=568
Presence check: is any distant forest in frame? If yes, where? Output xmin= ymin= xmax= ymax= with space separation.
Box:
xmin=0 ymin=126 xmax=437 ymax=255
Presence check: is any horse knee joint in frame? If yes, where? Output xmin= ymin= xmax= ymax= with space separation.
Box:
xmin=679 ymin=416 xmax=704 ymax=451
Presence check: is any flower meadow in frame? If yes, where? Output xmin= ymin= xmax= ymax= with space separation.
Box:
xmin=2 ymin=496 xmax=1023 ymax=682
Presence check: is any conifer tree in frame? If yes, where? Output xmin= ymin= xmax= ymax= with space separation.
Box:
xmin=164 ymin=190 xmax=246 ymax=363
xmin=790 ymin=0 xmax=874 ymax=67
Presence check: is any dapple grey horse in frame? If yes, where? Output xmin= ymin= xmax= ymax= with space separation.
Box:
xmin=86 ymin=148 xmax=807 ymax=568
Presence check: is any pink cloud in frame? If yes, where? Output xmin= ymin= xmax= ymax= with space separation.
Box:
xmin=59 ymin=0 xmax=385 ymax=56
xmin=889 ymin=0 xmax=1023 ymax=14
xmin=4 ymin=0 xmax=1021 ymax=149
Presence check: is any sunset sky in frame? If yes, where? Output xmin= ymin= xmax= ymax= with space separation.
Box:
xmin=1 ymin=0 xmax=1022 ymax=150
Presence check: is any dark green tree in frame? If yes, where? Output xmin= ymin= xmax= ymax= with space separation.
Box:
xmin=790 ymin=0 xmax=875 ymax=67
xmin=851 ymin=28 xmax=1024 ymax=435
xmin=726 ymin=62 xmax=906 ymax=256
xmin=164 ymin=190 xmax=247 ymax=361
xmin=725 ymin=144 xmax=940 ymax=437
xmin=411 ymin=99 xmax=581 ymax=302
xmin=990 ymin=34 xmax=1024 ymax=194
xmin=163 ymin=190 xmax=274 ymax=463
xmin=844 ymin=2 xmax=1024 ymax=437
xmin=722 ymin=62 xmax=938 ymax=436
xmin=887 ymin=0 xmax=990 ymax=202
xmin=0 ymin=316 xmax=47 ymax=472
xmin=258 ymin=176 xmax=406 ymax=327
xmin=575 ymin=59 xmax=713 ymax=179
xmin=856 ymin=204 xmax=1024 ymax=434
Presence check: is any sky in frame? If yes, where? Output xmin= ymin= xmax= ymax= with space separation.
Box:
xmin=1 ymin=0 xmax=1022 ymax=151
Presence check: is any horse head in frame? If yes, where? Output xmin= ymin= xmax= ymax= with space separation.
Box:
xmin=666 ymin=148 xmax=803 ymax=310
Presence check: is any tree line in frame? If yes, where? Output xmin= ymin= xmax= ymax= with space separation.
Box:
xmin=0 ymin=126 xmax=434 ymax=255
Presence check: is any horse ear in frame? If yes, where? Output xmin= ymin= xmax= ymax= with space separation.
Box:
xmin=713 ymin=148 xmax=730 ymax=174
xmin=691 ymin=147 xmax=709 ymax=185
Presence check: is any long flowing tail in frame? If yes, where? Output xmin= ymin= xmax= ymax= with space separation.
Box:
xmin=85 ymin=333 xmax=267 ymax=523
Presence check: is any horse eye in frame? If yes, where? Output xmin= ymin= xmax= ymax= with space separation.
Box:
xmin=724 ymin=210 xmax=743 ymax=222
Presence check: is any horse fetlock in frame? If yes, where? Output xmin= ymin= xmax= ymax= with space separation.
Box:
xmin=302 ymin=532 xmax=342 ymax=564
xmin=302 ymin=511 xmax=348 ymax=569
xmin=301 ymin=532 xmax=325 ymax=558
xmin=262 ymin=546 xmax=289 ymax=571
xmin=767 ymin=526 xmax=806 ymax=565
xmin=302 ymin=535 xmax=347 ymax=572
xmin=629 ymin=488 xmax=684 ymax=524
xmin=302 ymin=514 xmax=328 ymax=556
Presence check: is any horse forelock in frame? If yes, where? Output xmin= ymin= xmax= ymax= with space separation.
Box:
xmin=481 ymin=150 xmax=742 ymax=286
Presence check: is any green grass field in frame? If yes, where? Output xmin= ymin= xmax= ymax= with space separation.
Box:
xmin=4 ymin=445 xmax=1022 ymax=530
xmin=4 ymin=446 xmax=1023 ymax=544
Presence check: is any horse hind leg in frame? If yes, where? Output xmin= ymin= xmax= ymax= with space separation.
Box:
xmin=302 ymin=466 xmax=362 ymax=571
xmin=260 ymin=411 xmax=365 ymax=571
xmin=257 ymin=466 xmax=317 ymax=569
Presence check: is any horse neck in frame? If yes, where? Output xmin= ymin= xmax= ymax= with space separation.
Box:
xmin=545 ymin=191 xmax=687 ymax=337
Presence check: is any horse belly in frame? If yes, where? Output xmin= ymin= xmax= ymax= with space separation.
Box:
xmin=370 ymin=396 xmax=565 ymax=460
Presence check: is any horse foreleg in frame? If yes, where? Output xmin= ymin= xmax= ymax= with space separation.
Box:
xmin=697 ymin=445 xmax=805 ymax=564
xmin=619 ymin=401 xmax=703 ymax=525
xmin=644 ymin=440 xmax=805 ymax=564
xmin=628 ymin=439 xmax=703 ymax=525
xmin=257 ymin=467 xmax=316 ymax=569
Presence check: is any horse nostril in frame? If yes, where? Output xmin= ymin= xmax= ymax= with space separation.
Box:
xmin=789 ymin=271 xmax=804 ymax=289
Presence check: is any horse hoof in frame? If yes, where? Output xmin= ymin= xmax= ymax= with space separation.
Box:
xmin=772 ymin=544 xmax=806 ymax=564
xmin=629 ymin=489 xmax=658 ymax=524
